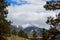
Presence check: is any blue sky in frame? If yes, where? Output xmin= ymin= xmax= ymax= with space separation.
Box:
xmin=6 ymin=0 xmax=60 ymax=29
xmin=5 ymin=0 xmax=59 ymax=6
xmin=6 ymin=0 xmax=30 ymax=6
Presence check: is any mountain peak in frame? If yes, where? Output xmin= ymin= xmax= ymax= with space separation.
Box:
xmin=22 ymin=23 xmax=40 ymax=28
xmin=24 ymin=26 xmax=43 ymax=35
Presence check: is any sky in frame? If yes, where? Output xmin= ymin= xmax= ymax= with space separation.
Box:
xmin=6 ymin=0 xmax=60 ymax=29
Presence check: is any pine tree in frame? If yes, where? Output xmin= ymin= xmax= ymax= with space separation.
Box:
xmin=18 ymin=30 xmax=28 ymax=38
xmin=11 ymin=29 xmax=17 ymax=40
xmin=12 ymin=29 xmax=17 ymax=35
xmin=44 ymin=0 xmax=60 ymax=10
xmin=0 ymin=0 xmax=10 ymax=40
xmin=42 ymin=28 xmax=48 ymax=40
xmin=44 ymin=0 xmax=60 ymax=40
xmin=31 ymin=30 xmax=38 ymax=40
xmin=46 ymin=14 xmax=60 ymax=40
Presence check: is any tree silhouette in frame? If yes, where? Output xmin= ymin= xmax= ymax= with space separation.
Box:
xmin=12 ymin=29 xmax=17 ymax=35
xmin=30 ymin=30 xmax=38 ymax=40
xmin=11 ymin=29 xmax=17 ymax=40
xmin=46 ymin=13 xmax=60 ymax=40
xmin=42 ymin=28 xmax=48 ymax=40
xmin=0 ymin=0 xmax=10 ymax=40
xmin=44 ymin=0 xmax=60 ymax=10
xmin=18 ymin=30 xmax=28 ymax=38
xmin=43 ymin=0 xmax=60 ymax=40
xmin=32 ymin=30 xmax=38 ymax=40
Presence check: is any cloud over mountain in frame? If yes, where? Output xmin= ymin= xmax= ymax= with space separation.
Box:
xmin=7 ymin=0 xmax=59 ymax=29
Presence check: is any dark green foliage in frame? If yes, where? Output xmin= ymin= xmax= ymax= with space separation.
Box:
xmin=44 ymin=1 xmax=60 ymax=10
xmin=43 ymin=0 xmax=60 ymax=40
xmin=46 ymin=13 xmax=60 ymax=40
xmin=43 ymin=1 xmax=60 ymax=40
xmin=31 ymin=30 xmax=38 ymax=40
xmin=18 ymin=30 xmax=28 ymax=38
xmin=48 ymin=26 xmax=57 ymax=40
xmin=46 ymin=13 xmax=60 ymax=29
xmin=42 ymin=28 xmax=48 ymax=40
xmin=12 ymin=29 xmax=17 ymax=35
xmin=0 ymin=0 xmax=10 ymax=40
xmin=32 ymin=30 xmax=37 ymax=38
xmin=0 ymin=36 xmax=7 ymax=40
xmin=11 ymin=29 xmax=17 ymax=40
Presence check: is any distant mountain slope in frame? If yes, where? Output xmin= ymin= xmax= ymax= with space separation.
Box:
xmin=10 ymin=25 xmax=23 ymax=32
xmin=24 ymin=26 xmax=43 ymax=35
xmin=10 ymin=25 xmax=45 ymax=35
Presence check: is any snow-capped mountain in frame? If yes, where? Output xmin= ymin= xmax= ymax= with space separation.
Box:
xmin=24 ymin=25 xmax=43 ymax=36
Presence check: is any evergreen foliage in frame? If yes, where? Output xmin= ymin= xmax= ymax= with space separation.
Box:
xmin=42 ymin=28 xmax=48 ymax=40
xmin=18 ymin=30 xmax=28 ymax=38
xmin=31 ymin=30 xmax=38 ymax=40
xmin=0 ymin=0 xmax=10 ymax=40
xmin=44 ymin=0 xmax=60 ymax=10
xmin=46 ymin=13 xmax=60 ymax=40
xmin=44 ymin=0 xmax=60 ymax=40
xmin=12 ymin=29 xmax=17 ymax=35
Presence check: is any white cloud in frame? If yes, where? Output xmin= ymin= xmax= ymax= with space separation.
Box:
xmin=7 ymin=0 xmax=59 ymax=29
